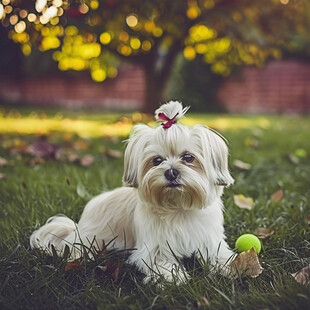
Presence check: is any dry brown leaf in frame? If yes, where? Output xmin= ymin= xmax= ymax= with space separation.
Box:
xmin=28 ymin=140 xmax=61 ymax=158
xmin=104 ymin=260 xmax=123 ymax=281
xmin=291 ymin=265 xmax=310 ymax=285
xmin=288 ymin=154 xmax=300 ymax=164
xmin=234 ymin=195 xmax=254 ymax=210
xmin=73 ymin=139 xmax=90 ymax=151
xmin=254 ymin=227 xmax=276 ymax=239
xmin=103 ymin=149 xmax=122 ymax=159
xmin=67 ymin=153 xmax=79 ymax=163
xmin=80 ymin=155 xmax=94 ymax=166
xmin=233 ymin=159 xmax=252 ymax=170
xmin=197 ymin=296 xmax=210 ymax=308
xmin=230 ymin=248 xmax=263 ymax=278
xmin=0 ymin=157 xmax=8 ymax=167
xmin=65 ymin=259 xmax=85 ymax=272
xmin=271 ymin=189 xmax=284 ymax=202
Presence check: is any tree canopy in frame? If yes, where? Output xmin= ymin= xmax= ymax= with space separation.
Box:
xmin=1 ymin=0 xmax=309 ymax=112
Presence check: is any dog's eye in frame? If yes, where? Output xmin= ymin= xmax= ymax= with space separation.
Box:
xmin=153 ymin=156 xmax=164 ymax=166
xmin=181 ymin=153 xmax=195 ymax=163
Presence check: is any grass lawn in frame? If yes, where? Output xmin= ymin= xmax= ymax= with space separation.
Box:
xmin=0 ymin=107 xmax=309 ymax=309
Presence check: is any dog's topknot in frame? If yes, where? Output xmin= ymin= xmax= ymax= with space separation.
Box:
xmin=155 ymin=101 xmax=190 ymax=129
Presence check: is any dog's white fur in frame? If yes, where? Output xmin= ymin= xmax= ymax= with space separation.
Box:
xmin=30 ymin=101 xmax=234 ymax=282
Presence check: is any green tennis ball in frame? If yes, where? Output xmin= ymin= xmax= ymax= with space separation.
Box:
xmin=235 ymin=234 xmax=261 ymax=254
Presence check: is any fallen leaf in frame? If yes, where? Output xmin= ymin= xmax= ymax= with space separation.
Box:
xmin=288 ymin=154 xmax=300 ymax=164
xmin=234 ymin=195 xmax=254 ymax=210
xmin=197 ymin=296 xmax=210 ymax=308
xmin=230 ymin=248 xmax=263 ymax=278
xmin=80 ymin=155 xmax=94 ymax=166
xmin=28 ymin=157 xmax=45 ymax=166
xmin=0 ymin=157 xmax=8 ymax=167
xmin=9 ymin=140 xmax=29 ymax=155
xmin=67 ymin=153 xmax=79 ymax=163
xmin=73 ymin=139 xmax=90 ymax=151
xmin=66 ymin=177 xmax=71 ymax=186
xmin=0 ymin=173 xmax=5 ymax=180
xmin=253 ymin=227 xmax=276 ymax=239
xmin=271 ymin=189 xmax=284 ymax=202
xmin=102 ymin=148 xmax=122 ymax=159
xmin=233 ymin=159 xmax=251 ymax=170
xmin=291 ymin=265 xmax=310 ymax=285
xmin=28 ymin=140 xmax=61 ymax=158
xmin=245 ymin=138 xmax=259 ymax=148
xmin=65 ymin=259 xmax=85 ymax=272
xmin=104 ymin=260 xmax=123 ymax=281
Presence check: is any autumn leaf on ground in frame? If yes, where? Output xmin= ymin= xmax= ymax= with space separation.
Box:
xmin=291 ymin=265 xmax=310 ymax=285
xmin=245 ymin=138 xmax=259 ymax=148
xmin=67 ymin=152 xmax=80 ymax=163
xmin=234 ymin=194 xmax=254 ymax=210
xmin=271 ymin=189 xmax=284 ymax=202
xmin=28 ymin=139 xmax=61 ymax=159
xmin=233 ymin=159 xmax=251 ymax=170
xmin=65 ymin=259 xmax=85 ymax=272
xmin=253 ymin=227 xmax=276 ymax=239
xmin=102 ymin=148 xmax=122 ymax=159
xmin=230 ymin=248 xmax=263 ymax=278
xmin=197 ymin=296 xmax=210 ymax=308
xmin=104 ymin=260 xmax=124 ymax=281
xmin=288 ymin=154 xmax=300 ymax=164
xmin=9 ymin=140 xmax=29 ymax=155
xmin=0 ymin=157 xmax=8 ymax=167
xmin=73 ymin=139 xmax=90 ymax=151
xmin=24 ymin=156 xmax=45 ymax=167
xmin=80 ymin=155 xmax=95 ymax=167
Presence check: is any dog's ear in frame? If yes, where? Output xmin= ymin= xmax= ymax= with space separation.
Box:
xmin=122 ymin=125 xmax=151 ymax=187
xmin=192 ymin=125 xmax=234 ymax=187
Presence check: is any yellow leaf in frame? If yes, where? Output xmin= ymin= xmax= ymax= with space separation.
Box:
xmin=233 ymin=159 xmax=251 ymax=170
xmin=234 ymin=194 xmax=254 ymax=210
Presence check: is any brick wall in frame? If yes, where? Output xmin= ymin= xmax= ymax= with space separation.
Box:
xmin=217 ymin=60 xmax=310 ymax=113
xmin=0 ymin=60 xmax=309 ymax=113
xmin=0 ymin=65 xmax=145 ymax=111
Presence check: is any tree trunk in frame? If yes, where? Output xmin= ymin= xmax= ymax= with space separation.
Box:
xmin=141 ymin=41 xmax=182 ymax=114
xmin=142 ymin=68 xmax=166 ymax=114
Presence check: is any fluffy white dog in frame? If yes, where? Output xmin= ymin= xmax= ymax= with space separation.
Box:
xmin=30 ymin=101 xmax=235 ymax=282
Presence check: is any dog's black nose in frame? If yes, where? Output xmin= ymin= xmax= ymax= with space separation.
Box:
xmin=164 ymin=168 xmax=179 ymax=182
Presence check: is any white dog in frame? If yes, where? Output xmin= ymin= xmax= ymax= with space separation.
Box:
xmin=30 ymin=101 xmax=234 ymax=282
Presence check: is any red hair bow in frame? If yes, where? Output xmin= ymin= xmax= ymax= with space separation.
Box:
xmin=158 ymin=112 xmax=179 ymax=129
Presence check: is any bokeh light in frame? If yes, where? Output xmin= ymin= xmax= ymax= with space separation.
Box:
xmin=126 ymin=14 xmax=138 ymax=28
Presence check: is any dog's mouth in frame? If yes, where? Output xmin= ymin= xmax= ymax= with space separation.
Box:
xmin=166 ymin=182 xmax=181 ymax=188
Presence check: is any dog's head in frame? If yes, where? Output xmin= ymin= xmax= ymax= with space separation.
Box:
xmin=123 ymin=101 xmax=234 ymax=212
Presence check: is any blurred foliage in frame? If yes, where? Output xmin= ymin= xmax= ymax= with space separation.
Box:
xmin=1 ymin=0 xmax=310 ymax=111
xmin=166 ymin=54 xmax=224 ymax=112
